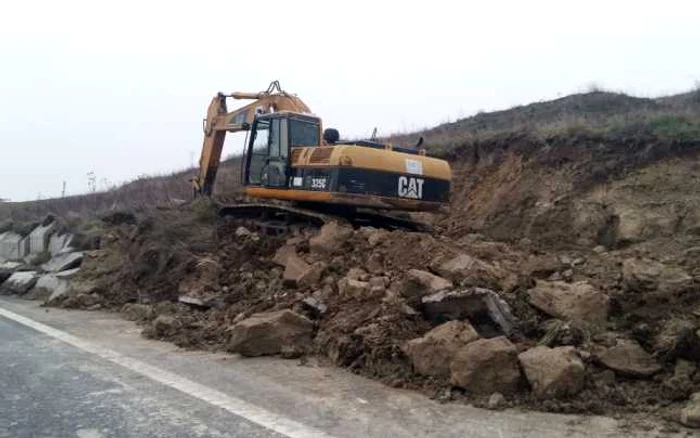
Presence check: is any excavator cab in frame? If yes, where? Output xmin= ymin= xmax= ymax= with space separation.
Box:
xmin=243 ymin=112 xmax=322 ymax=189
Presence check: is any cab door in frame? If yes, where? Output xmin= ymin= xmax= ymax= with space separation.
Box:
xmin=245 ymin=116 xmax=289 ymax=188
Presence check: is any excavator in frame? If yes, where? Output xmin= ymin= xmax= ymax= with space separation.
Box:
xmin=192 ymin=81 xmax=452 ymax=232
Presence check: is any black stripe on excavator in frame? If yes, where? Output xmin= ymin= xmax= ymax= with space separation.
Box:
xmin=290 ymin=168 xmax=450 ymax=203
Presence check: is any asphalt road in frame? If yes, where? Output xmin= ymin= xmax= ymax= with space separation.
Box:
xmin=0 ymin=297 xmax=685 ymax=438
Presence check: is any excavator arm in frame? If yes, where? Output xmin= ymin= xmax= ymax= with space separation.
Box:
xmin=193 ymin=81 xmax=311 ymax=196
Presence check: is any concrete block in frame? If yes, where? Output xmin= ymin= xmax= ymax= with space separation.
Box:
xmin=29 ymin=221 xmax=56 ymax=254
xmin=49 ymin=233 xmax=74 ymax=256
xmin=19 ymin=236 xmax=30 ymax=258
xmin=0 ymin=232 xmax=24 ymax=260
xmin=42 ymin=252 xmax=83 ymax=273
xmin=55 ymin=268 xmax=80 ymax=279
xmin=2 ymin=271 xmax=38 ymax=294
xmin=34 ymin=273 xmax=71 ymax=303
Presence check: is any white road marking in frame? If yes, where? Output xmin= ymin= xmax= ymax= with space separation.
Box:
xmin=0 ymin=306 xmax=335 ymax=438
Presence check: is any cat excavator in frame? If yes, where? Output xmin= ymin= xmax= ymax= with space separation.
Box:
xmin=192 ymin=81 xmax=451 ymax=232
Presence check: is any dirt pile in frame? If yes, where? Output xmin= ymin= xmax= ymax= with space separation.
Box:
xmin=52 ymin=204 xmax=700 ymax=424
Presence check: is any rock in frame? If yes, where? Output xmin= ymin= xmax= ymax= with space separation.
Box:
xmin=338 ymin=277 xmax=369 ymax=299
xmin=282 ymin=253 xmax=321 ymax=288
xmin=178 ymin=295 xmax=209 ymax=309
xmin=680 ymin=392 xmax=700 ymax=428
xmin=33 ymin=273 xmax=70 ymax=303
xmin=403 ymin=320 xmax=480 ymax=378
xmin=301 ymin=296 xmax=327 ymax=318
xmin=434 ymin=253 xmax=511 ymax=290
xmin=365 ymin=253 xmax=384 ymax=275
xmin=272 ymin=244 xmax=297 ymax=267
xmin=527 ymin=280 xmax=610 ymax=324
xmin=592 ymin=370 xmax=616 ymax=388
xmin=562 ymin=269 xmax=574 ymax=282
xmin=450 ymin=336 xmax=521 ymax=394
xmin=153 ymin=315 xmax=177 ymax=336
xmin=593 ymin=245 xmax=606 ymax=254
xmin=41 ymin=251 xmax=83 ymax=273
xmin=518 ymin=346 xmax=585 ymax=398
xmin=235 ymin=226 xmax=252 ymax=237
xmin=369 ymin=276 xmax=389 ymax=288
xmin=227 ymin=309 xmax=313 ymax=357
xmin=367 ymin=231 xmax=387 ymax=247
xmin=407 ymin=269 xmax=453 ymax=293
xmin=622 ymin=257 xmax=692 ymax=293
xmin=662 ymin=359 xmax=696 ymax=400
xmin=121 ymin=303 xmax=153 ymax=321
xmin=309 ymin=222 xmax=353 ymax=255
xmin=487 ymin=392 xmax=506 ymax=410
xmin=598 ymin=339 xmax=662 ymax=377
xmin=1 ymin=271 xmax=38 ymax=294
xmin=653 ymin=319 xmax=700 ymax=361
xmin=346 ymin=268 xmax=369 ymax=281
xmin=421 ymin=287 xmax=518 ymax=335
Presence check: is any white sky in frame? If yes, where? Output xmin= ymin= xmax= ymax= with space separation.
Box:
xmin=1 ymin=0 xmax=699 ymax=201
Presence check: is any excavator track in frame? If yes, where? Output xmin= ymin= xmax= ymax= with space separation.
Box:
xmin=215 ymin=202 xmax=433 ymax=235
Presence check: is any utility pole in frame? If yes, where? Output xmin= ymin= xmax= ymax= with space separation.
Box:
xmin=61 ymin=181 xmax=66 ymax=198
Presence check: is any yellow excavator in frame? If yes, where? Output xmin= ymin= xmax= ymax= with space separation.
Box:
xmin=192 ymin=81 xmax=451 ymax=232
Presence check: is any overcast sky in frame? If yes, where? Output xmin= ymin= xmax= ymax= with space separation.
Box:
xmin=1 ymin=0 xmax=699 ymax=201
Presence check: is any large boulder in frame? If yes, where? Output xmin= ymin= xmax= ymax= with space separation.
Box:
xmin=518 ymin=346 xmax=585 ymax=398
xmin=527 ymin=280 xmax=609 ymax=324
xmin=404 ymin=320 xmax=480 ymax=378
xmin=598 ymin=339 xmax=662 ymax=377
xmin=272 ymin=244 xmax=297 ymax=267
xmin=309 ymin=222 xmax=353 ymax=255
xmin=30 ymin=273 xmax=70 ymax=302
xmin=1 ymin=271 xmax=38 ymax=295
xmin=450 ymin=336 xmax=521 ymax=394
xmin=622 ymin=257 xmax=692 ymax=293
xmin=227 ymin=309 xmax=314 ymax=357
xmin=421 ymin=287 xmax=517 ymax=335
xmin=282 ymin=254 xmax=322 ymax=288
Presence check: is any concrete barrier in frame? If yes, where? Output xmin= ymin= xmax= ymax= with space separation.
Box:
xmin=0 ymin=232 xmax=24 ymax=260
xmin=29 ymin=221 xmax=56 ymax=254
xmin=42 ymin=252 xmax=83 ymax=273
xmin=2 ymin=271 xmax=38 ymax=294
xmin=49 ymin=233 xmax=74 ymax=256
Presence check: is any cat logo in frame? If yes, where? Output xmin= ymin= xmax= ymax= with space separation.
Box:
xmin=397 ymin=176 xmax=424 ymax=199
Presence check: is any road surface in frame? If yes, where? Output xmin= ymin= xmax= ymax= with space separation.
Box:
xmin=0 ymin=297 xmax=684 ymax=438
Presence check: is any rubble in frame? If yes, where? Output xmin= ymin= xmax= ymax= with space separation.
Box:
xmin=227 ymin=309 xmax=314 ymax=357
xmin=598 ymin=339 xmax=662 ymax=377
xmin=450 ymin=336 xmax=521 ymax=394
xmin=518 ymin=346 xmax=585 ymax=398
xmin=421 ymin=287 xmax=517 ymax=335
xmin=309 ymin=222 xmax=353 ymax=255
xmin=403 ymin=320 xmax=479 ymax=378
xmin=527 ymin=280 xmax=610 ymax=323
